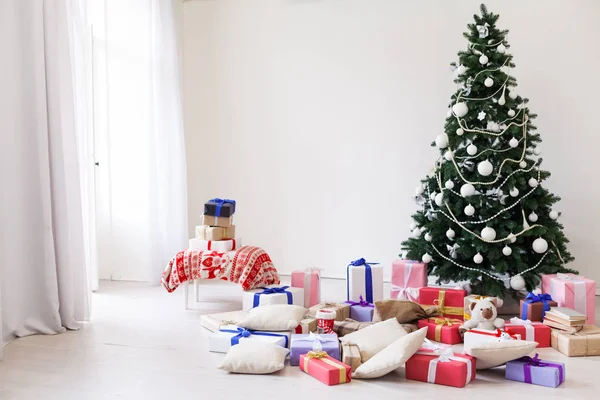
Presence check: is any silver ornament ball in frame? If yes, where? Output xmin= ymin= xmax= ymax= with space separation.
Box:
xmin=508 ymin=109 xmax=516 ymax=117
xmin=484 ymin=77 xmax=494 ymax=87
xmin=481 ymin=226 xmax=497 ymax=241
xmin=497 ymin=44 xmax=507 ymax=54
xmin=425 ymin=232 xmax=433 ymax=242
xmin=446 ymin=229 xmax=456 ymax=239
xmin=509 ymin=90 xmax=518 ymax=99
xmin=467 ymin=144 xmax=478 ymax=156
xmin=445 ymin=180 xmax=455 ymax=190
xmin=412 ymin=227 xmax=422 ymax=238
xmin=457 ymin=65 xmax=467 ymax=75
xmin=528 ymin=178 xmax=539 ymax=188
xmin=436 ymin=133 xmax=449 ymax=149
xmin=533 ymin=148 xmax=542 ymax=156
xmin=422 ymin=253 xmax=432 ymax=263
xmin=510 ymin=187 xmax=519 ymax=197
xmin=502 ymin=246 xmax=513 ymax=256
xmin=456 ymin=128 xmax=464 ymax=136
xmin=549 ymin=210 xmax=559 ymax=220
xmin=533 ymin=238 xmax=548 ymax=253
xmin=477 ymin=160 xmax=494 ymax=176
xmin=520 ymin=161 xmax=527 ymax=169
xmin=528 ymin=212 xmax=538 ymax=222
xmin=509 ymin=138 xmax=519 ymax=148
xmin=444 ymin=150 xmax=454 ymax=161
xmin=479 ymin=54 xmax=489 ymax=65
xmin=508 ymin=233 xmax=517 ymax=243
xmin=464 ymin=204 xmax=475 ymax=216
xmin=435 ymin=192 xmax=444 ymax=207
xmin=473 ymin=253 xmax=484 ymax=264
xmin=452 ymin=102 xmax=469 ymax=118
xmin=460 ymin=183 xmax=476 ymax=197
xmin=510 ymin=275 xmax=526 ymax=291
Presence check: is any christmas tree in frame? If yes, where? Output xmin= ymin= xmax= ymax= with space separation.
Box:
xmin=401 ymin=4 xmax=575 ymax=298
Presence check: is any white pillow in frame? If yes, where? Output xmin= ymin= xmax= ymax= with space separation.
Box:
xmin=467 ymin=340 xmax=538 ymax=369
xmin=339 ymin=318 xmax=407 ymax=362
xmin=353 ymin=327 xmax=427 ymax=379
xmin=237 ymin=304 xmax=307 ymax=331
xmin=218 ymin=341 xmax=290 ymax=374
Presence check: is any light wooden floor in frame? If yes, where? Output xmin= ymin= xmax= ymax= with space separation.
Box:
xmin=1 ymin=278 xmax=600 ymax=399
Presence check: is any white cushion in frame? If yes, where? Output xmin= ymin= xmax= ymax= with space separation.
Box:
xmin=467 ymin=340 xmax=538 ymax=369
xmin=237 ymin=304 xmax=307 ymax=331
xmin=218 ymin=341 xmax=290 ymax=374
xmin=353 ymin=327 xmax=427 ymax=379
xmin=339 ymin=318 xmax=407 ymax=362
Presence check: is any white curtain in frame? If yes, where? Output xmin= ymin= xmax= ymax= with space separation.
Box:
xmin=0 ymin=0 xmax=92 ymax=356
xmin=91 ymin=0 xmax=188 ymax=283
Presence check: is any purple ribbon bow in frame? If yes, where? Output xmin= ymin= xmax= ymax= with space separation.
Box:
xmin=346 ymin=295 xmax=374 ymax=308
xmin=518 ymin=353 xmax=564 ymax=384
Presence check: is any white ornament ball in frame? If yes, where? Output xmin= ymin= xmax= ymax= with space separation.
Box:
xmin=460 ymin=183 xmax=476 ymax=197
xmin=435 ymin=192 xmax=444 ymax=207
xmin=509 ymin=138 xmax=519 ymax=148
xmin=508 ymin=233 xmax=517 ymax=243
xmin=509 ymin=188 xmax=519 ymax=197
xmin=445 ymin=180 xmax=455 ymax=190
xmin=520 ymin=161 xmax=527 ymax=169
xmin=477 ymin=160 xmax=494 ymax=176
xmin=510 ymin=275 xmax=526 ymax=291
xmin=456 ymin=128 xmax=464 ymax=136
xmin=467 ymin=144 xmax=478 ymax=156
xmin=412 ymin=227 xmax=422 ymax=238
xmin=549 ymin=210 xmax=559 ymax=220
xmin=425 ymin=232 xmax=433 ymax=242
xmin=444 ymin=150 xmax=454 ymax=161
xmin=529 ymin=212 xmax=538 ymax=222
xmin=502 ymin=246 xmax=513 ymax=256
xmin=415 ymin=186 xmax=424 ymax=196
xmin=509 ymin=90 xmax=518 ymax=99
xmin=533 ymin=148 xmax=542 ymax=156
xmin=533 ymin=238 xmax=549 ymax=254
xmin=528 ymin=178 xmax=539 ymax=188
xmin=479 ymin=54 xmax=489 ymax=65
xmin=452 ymin=102 xmax=469 ymax=118
xmin=409 ymin=222 xmax=417 ymax=230
xmin=508 ymin=109 xmax=516 ymax=117
xmin=481 ymin=227 xmax=497 ymax=241
xmin=498 ymin=96 xmax=506 ymax=106
xmin=436 ymin=133 xmax=449 ymax=149
xmin=484 ymin=77 xmax=494 ymax=87
xmin=430 ymin=191 xmax=437 ymax=200
xmin=464 ymin=204 xmax=475 ymax=216
xmin=497 ymin=44 xmax=506 ymax=54
xmin=422 ymin=253 xmax=432 ymax=263
xmin=446 ymin=229 xmax=456 ymax=239
xmin=473 ymin=253 xmax=484 ymax=264
xmin=457 ymin=65 xmax=467 ymax=75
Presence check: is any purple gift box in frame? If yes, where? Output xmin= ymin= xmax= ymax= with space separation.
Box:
xmin=505 ymin=354 xmax=565 ymax=388
xmin=289 ymin=333 xmax=340 ymax=366
xmin=346 ymin=295 xmax=374 ymax=322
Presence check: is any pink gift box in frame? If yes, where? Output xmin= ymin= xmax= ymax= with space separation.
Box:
xmin=542 ymin=273 xmax=596 ymax=324
xmin=390 ymin=260 xmax=427 ymax=301
xmin=291 ymin=268 xmax=321 ymax=308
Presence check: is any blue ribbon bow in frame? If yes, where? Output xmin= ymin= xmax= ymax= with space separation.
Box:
xmin=346 ymin=258 xmax=380 ymax=303
xmin=220 ymin=328 xmax=289 ymax=348
xmin=346 ymin=295 xmax=374 ymax=308
xmin=521 ymin=292 xmax=554 ymax=320
xmin=209 ymin=198 xmax=236 ymax=217
xmin=253 ymin=286 xmax=293 ymax=308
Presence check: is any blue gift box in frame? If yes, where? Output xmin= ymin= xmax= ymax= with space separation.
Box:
xmin=289 ymin=333 xmax=340 ymax=366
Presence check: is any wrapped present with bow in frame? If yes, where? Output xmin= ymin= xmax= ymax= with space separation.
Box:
xmin=551 ymin=325 xmax=600 ymax=357
xmin=505 ymin=353 xmax=565 ymax=388
xmin=345 ymin=295 xmax=374 ymax=322
xmin=542 ymin=273 xmax=596 ymax=324
xmin=195 ymin=224 xmax=236 ymax=241
xmin=299 ymin=351 xmax=352 ymax=386
xmin=291 ymin=268 xmax=321 ymax=308
xmin=242 ymin=285 xmax=304 ymax=311
xmin=308 ymin=302 xmax=351 ymax=322
xmin=520 ymin=292 xmax=558 ymax=322
xmin=203 ymin=198 xmax=236 ymax=218
xmin=463 ymin=328 xmax=521 ymax=353
xmin=505 ymin=317 xmax=551 ymax=347
xmin=418 ymin=287 xmax=466 ymax=320
xmin=189 ymin=237 xmax=241 ymax=252
xmin=332 ymin=319 xmax=374 ymax=337
xmin=290 ymin=332 xmax=340 ymax=366
xmin=208 ymin=327 xmax=290 ymax=353
xmin=346 ymin=258 xmax=383 ymax=303
xmin=405 ymin=340 xmax=476 ymax=388
xmin=199 ymin=310 xmax=248 ymax=332
xmin=390 ymin=260 xmax=427 ymax=301
xmin=417 ymin=317 xmax=463 ymax=344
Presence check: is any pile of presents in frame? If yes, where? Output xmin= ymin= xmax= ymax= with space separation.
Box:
xmin=190 ymin=198 xmax=240 ymax=252
xmin=200 ymin=258 xmax=598 ymax=388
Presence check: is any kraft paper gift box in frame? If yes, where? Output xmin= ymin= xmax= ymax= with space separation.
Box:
xmin=551 ymin=325 xmax=600 ymax=357
xmin=505 ymin=354 xmax=565 ymax=388
xmin=405 ymin=347 xmax=476 ymax=388
xmin=189 ymin=238 xmax=241 ymax=252
xmin=463 ymin=328 xmax=522 ymax=353
xmin=242 ymin=285 xmax=304 ymax=311
xmin=295 ymin=318 xmax=318 ymax=334
xmin=195 ymin=225 xmax=236 ymax=241
xmin=390 ymin=260 xmax=427 ymax=301
xmin=209 ymin=327 xmax=290 ymax=353
xmin=519 ymin=292 xmax=558 ymax=322
xmin=417 ymin=317 xmax=463 ymax=345
xmin=341 ymin=343 xmax=362 ymax=371
xmin=290 ymin=333 xmax=340 ymax=366
xmin=418 ymin=287 xmax=466 ymax=320
xmin=308 ymin=302 xmax=351 ymax=322
xmin=201 ymin=214 xmax=233 ymax=228
xmin=291 ymin=268 xmax=321 ymax=308
xmin=299 ymin=352 xmax=352 ymax=386
xmin=345 ymin=296 xmax=374 ymax=322
xmin=346 ymin=258 xmax=383 ymax=303
xmin=505 ymin=318 xmax=551 ymax=347
xmin=203 ymin=198 xmax=236 ymax=218
xmin=200 ymin=310 xmax=248 ymax=332
xmin=542 ymin=273 xmax=596 ymax=324
xmin=333 ymin=319 xmax=373 ymax=337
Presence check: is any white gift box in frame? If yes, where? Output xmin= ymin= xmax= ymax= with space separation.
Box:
xmin=200 ymin=310 xmax=249 ymax=333
xmin=463 ymin=328 xmax=520 ymax=354
xmin=242 ymin=285 xmax=304 ymax=311
xmin=208 ymin=327 xmax=291 ymax=353
xmin=189 ymin=237 xmax=241 ymax=252
xmin=346 ymin=261 xmax=383 ymax=303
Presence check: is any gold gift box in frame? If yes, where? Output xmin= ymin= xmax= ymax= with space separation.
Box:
xmin=195 ymin=224 xmax=236 ymax=241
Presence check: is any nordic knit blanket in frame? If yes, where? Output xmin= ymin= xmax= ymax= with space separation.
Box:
xmin=162 ymin=245 xmax=280 ymax=292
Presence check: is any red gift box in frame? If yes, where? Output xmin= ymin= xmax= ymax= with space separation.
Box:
xmin=405 ymin=351 xmax=476 ymax=388
xmin=505 ymin=319 xmax=551 ymax=347
xmin=418 ymin=317 xmax=463 ymax=345
xmin=418 ymin=287 xmax=466 ymax=320
xmin=299 ymin=352 xmax=351 ymax=386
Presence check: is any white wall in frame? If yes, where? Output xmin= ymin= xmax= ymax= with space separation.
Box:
xmin=181 ymin=0 xmax=600 ymax=284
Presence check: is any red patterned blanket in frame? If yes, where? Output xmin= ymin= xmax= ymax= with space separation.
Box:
xmin=161 ymin=245 xmax=280 ymax=292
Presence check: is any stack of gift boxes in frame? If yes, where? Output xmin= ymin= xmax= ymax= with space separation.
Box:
xmin=190 ymin=198 xmax=241 ymax=252
xmin=198 ymin=257 xmax=597 ymax=388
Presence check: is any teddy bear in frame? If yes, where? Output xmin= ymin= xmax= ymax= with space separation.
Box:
xmin=459 ymin=297 xmax=505 ymax=333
